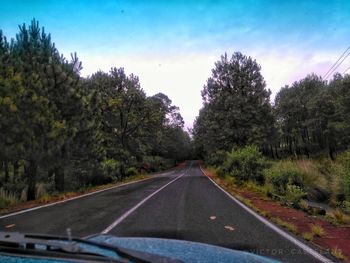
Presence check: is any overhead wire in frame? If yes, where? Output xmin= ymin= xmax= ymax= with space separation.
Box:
xmin=323 ymin=45 xmax=350 ymax=80
xmin=325 ymin=50 xmax=350 ymax=79
xmin=342 ymin=65 xmax=350 ymax=75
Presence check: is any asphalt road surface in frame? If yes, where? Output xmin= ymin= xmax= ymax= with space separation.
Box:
xmin=0 ymin=162 xmax=332 ymax=262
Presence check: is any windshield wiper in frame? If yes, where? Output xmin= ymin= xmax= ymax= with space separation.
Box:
xmin=0 ymin=231 xmax=182 ymax=263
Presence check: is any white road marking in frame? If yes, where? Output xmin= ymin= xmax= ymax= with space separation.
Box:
xmin=0 ymin=177 xmax=154 ymax=219
xmin=199 ymin=166 xmax=333 ymax=263
xmin=101 ymin=172 xmax=187 ymax=234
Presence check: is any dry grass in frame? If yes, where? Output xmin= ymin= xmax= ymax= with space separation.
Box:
xmin=298 ymin=199 xmax=309 ymax=211
xmin=295 ymin=159 xmax=328 ymax=190
xmin=331 ymin=246 xmax=346 ymax=261
xmin=311 ymin=224 xmax=325 ymax=237
xmin=272 ymin=217 xmax=298 ymax=234
xmin=0 ymin=188 xmax=19 ymax=209
xmin=301 ymin=232 xmax=314 ymax=241
xmin=332 ymin=209 xmax=350 ymax=225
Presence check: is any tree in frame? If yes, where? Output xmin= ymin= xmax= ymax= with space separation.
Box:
xmin=194 ymin=52 xmax=273 ymax=157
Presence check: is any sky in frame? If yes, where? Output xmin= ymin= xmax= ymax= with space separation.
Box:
xmin=1 ymin=0 xmax=350 ymax=129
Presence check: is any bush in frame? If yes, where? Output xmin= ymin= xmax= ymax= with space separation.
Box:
xmin=101 ymin=159 xmax=120 ymax=177
xmin=223 ymin=145 xmax=266 ymax=184
xmin=284 ymin=184 xmax=306 ymax=206
xmin=0 ymin=188 xmax=19 ymax=209
xmin=142 ymin=156 xmax=174 ymax=172
xmin=126 ymin=167 xmax=138 ymax=177
xmin=337 ymin=151 xmax=350 ymax=200
xmin=205 ymin=150 xmax=227 ymax=167
xmin=264 ymin=161 xmax=304 ymax=195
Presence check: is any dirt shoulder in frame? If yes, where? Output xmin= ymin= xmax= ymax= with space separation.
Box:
xmin=202 ymin=167 xmax=350 ymax=262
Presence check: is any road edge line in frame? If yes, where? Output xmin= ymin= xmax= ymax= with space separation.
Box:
xmin=199 ymin=166 xmax=333 ymax=263
xmin=101 ymin=172 xmax=186 ymax=234
xmin=0 ymin=177 xmax=155 ymax=219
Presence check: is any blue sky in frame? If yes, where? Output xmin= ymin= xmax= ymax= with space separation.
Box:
xmin=1 ymin=0 xmax=350 ymax=128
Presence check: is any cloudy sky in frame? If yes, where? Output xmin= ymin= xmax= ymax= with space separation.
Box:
xmin=1 ymin=0 xmax=350 ymax=128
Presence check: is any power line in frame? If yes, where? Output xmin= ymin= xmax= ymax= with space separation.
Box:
xmin=323 ymin=46 xmax=350 ymax=79
xmin=342 ymin=65 xmax=350 ymax=75
xmin=325 ymin=50 xmax=350 ymax=79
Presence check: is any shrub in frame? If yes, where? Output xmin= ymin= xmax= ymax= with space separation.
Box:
xmin=322 ymin=152 xmax=350 ymax=203
xmin=101 ymin=158 xmax=120 ymax=179
xmin=0 ymin=188 xmax=19 ymax=209
xmin=126 ymin=167 xmax=138 ymax=177
xmin=223 ymin=145 xmax=266 ymax=184
xmin=284 ymin=184 xmax=306 ymax=206
xmin=206 ymin=150 xmax=227 ymax=167
xmin=264 ymin=161 xmax=304 ymax=195
xmin=331 ymin=247 xmax=346 ymax=261
xmin=311 ymin=224 xmax=325 ymax=237
xmin=298 ymin=199 xmax=309 ymax=211
xmin=302 ymin=232 xmax=314 ymax=241
xmin=142 ymin=156 xmax=174 ymax=172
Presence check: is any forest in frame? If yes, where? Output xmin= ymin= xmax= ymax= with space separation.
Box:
xmin=0 ymin=20 xmax=191 ymax=203
xmin=192 ymin=51 xmax=350 ymax=215
xmin=192 ymin=52 xmax=350 ymax=161
xmin=1 ymin=19 xmax=350 ymax=211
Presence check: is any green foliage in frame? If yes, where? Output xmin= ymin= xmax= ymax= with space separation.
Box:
xmin=205 ymin=150 xmax=227 ymax=167
xmin=337 ymin=151 xmax=350 ymax=200
xmin=0 ymin=188 xmax=19 ymax=209
xmin=126 ymin=167 xmax=138 ymax=177
xmin=222 ymin=145 xmax=266 ymax=184
xmin=142 ymin=156 xmax=174 ymax=172
xmin=264 ymin=161 xmax=304 ymax=195
xmin=284 ymin=185 xmax=307 ymax=205
xmin=0 ymin=19 xmax=190 ymax=204
xmin=193 ymin=52 xmax=274 ymax=156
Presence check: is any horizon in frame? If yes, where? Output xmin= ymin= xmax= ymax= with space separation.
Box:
xmin=1 ymin=0 xmax=350 ymax=129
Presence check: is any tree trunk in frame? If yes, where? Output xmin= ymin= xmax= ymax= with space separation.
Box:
xmin=274 ymin=145 xmax=279 ymax=159
xmin=329 ymin=146 xmax=335 ymax=161
xmin=119 ymin=164 xmax=125 ymax=181
xmin=4 ymin=160 xmax=9 ymax=183
xmin=304 ymin=147 xmax=310 ymax=159
xmin=270 ymin=145 xmax=275 ymax=158
xmin=13 ymin=161 xmax=19 ymax=183
xmin=54 ymin=167 xmax=65 ymax=192
xmin=25 ymin=160 xmax=37 ymax=201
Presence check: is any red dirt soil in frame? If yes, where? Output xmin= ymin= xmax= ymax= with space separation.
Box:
xmin=204 ymin=168 xmax=350 ymax=262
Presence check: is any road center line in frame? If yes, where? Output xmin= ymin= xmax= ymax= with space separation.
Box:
xmin=199 ymin=166 xmax=333 ymax=263
xmin=101 ymin=172 xmax=187 ymax=234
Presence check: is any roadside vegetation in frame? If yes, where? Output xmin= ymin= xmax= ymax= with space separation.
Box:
xmin=192 ymin=51 xmax=350 ymax=263
xmin=192 ymin=50 xmax=350 ymax=222
xmin=0 ymin=20 xmax=191 ymax=207
xmin=206 ymin=146 xmax=350 ymax=222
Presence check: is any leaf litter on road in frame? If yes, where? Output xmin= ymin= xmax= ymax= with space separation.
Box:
xmin=224 ymin=225 xmax=235 ymax=231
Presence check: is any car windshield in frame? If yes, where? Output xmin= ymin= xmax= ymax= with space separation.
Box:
xmin=0 ymin=1 xmax=349 ymax=262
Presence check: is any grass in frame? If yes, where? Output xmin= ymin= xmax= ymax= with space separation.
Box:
xmin=301 ymin=232 xmax=314 ymax=241
xmin=271 ymin=217 xmax=298 ymax=234
xmin=332 ymin=209 xmax=350 ymax=225
xmin=311 ymin=224 xmax=325 ymax=237
xmin=331 ymin=246 xmax=346 ymax=261
xmin=298 ymin=199 xmax=309 ymax=211
xmin=0 ymin=188 xmax=19 ymax=209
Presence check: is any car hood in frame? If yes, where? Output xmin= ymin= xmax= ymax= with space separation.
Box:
xmin=88 ymin=234 xmax=279 ymax=263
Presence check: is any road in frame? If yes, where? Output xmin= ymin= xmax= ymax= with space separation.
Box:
xmin=0 ymin=162 xmax=330 ymax=262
